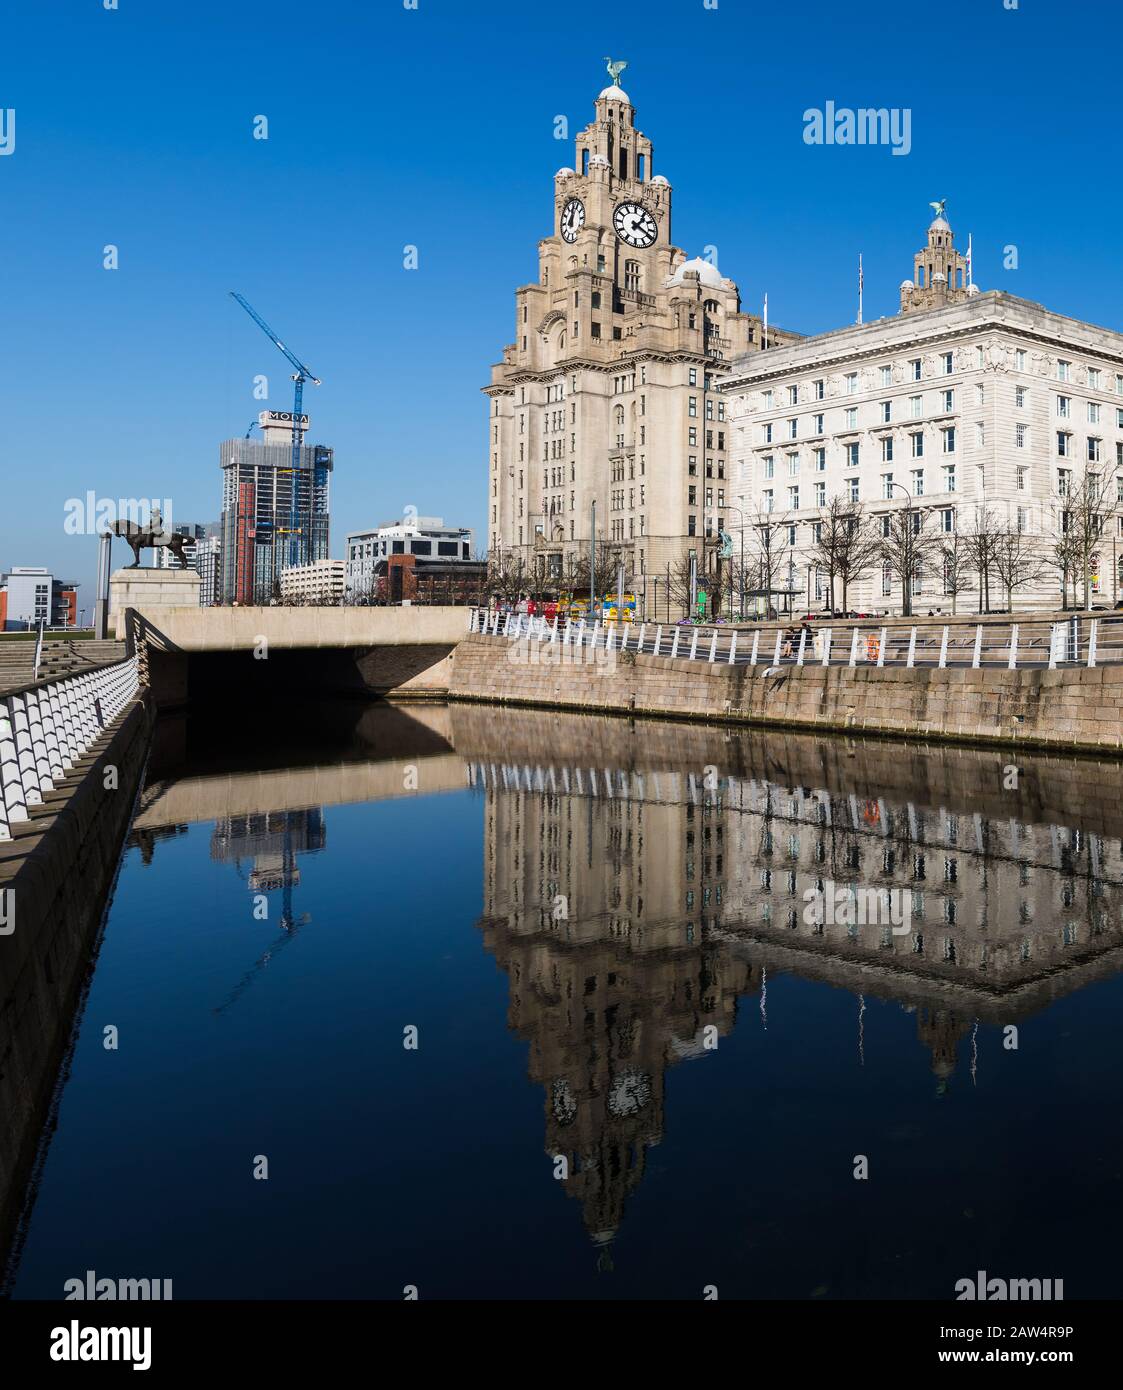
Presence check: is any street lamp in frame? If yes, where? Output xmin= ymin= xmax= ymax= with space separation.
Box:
xmin=889 ymin=480 xmax=915 ymax=617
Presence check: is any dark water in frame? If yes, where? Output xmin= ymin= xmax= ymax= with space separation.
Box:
xmin=6 ymin=701 xmax=1123 ymax=1300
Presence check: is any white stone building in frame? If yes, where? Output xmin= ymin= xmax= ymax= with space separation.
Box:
xmin=278 ymin=558 xmax=346 ymax=605
xmin=723 ymin=210 xmax=1123 ymax=614
xmin=345 ymin=517 xmax=474 ymax=600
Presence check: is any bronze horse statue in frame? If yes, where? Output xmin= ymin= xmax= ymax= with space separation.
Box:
xmin=108 ymin=520 xmax=192 ymax=569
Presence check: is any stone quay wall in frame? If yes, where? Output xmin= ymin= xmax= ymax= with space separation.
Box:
xmin=0 ymin=695 xmax=155 ymax=1275
xmin=448 ymin=633 xmax=1123 ymax=755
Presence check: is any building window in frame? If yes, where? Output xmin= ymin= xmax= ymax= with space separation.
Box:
xmin=1089 ymin=401 xmax=1101 ymax=424
xmin=688 ymin=396 xmax=697 ymax=416
xmin=763 ymin=455 xmax=775 ymax=479
xmin=942 ymin=352 xmax=954 ymax=375
xmin=911 ymin=432 xmax=924 ymax=458
xmin=846 ymin=442 xmax=860 ymax=468
xmin=814 ymin=481 xmax=826 ymax=506
xmin=912 ymin=469 xmax=924 ymax=496
xmin=1057 ymin=359 xmax=1070 ymax=382
xmin=882 ymin=473 xmax=894 ymax=500
xmin=788 ymin=384 xmax=799 ymax=405
xmin=944 ymin=465 xmax=957 ymax=492
xmin=1089 ymin=438 xmax=1102 ymax=463
xmin=942 ymin=427 xmax=956 ymax=453
xmin=814 ymin=448 xmax=826 ymax=471
xmin=1057 ymin=431 xmax=1071 ymax=458
xmin=1016 ymin=423 xmax=1028 ymax=448
xmin=941 ymin=388 xmax=954 ymax=412
xmin=688 ymin=514 xmax=697 ymax=535
xmin=1057 ymin=395 xmax=1071 ymax=418
xmin=1017 ymin=465 xmax=1029 ymax=491
xmin=880 ymin=400 xmax=892 ymax=424
xmin=882 ymin=437 xmax=894 ymax=463
xmin=941 ymin=508 xmax=955 ymax=533
xmin=849 ymin=478 xmax=860 ymax=502
xmin=845 ymin=373 xmax=858 ymax=395
xmin=975 ymin=423 xmax=985 ymax=448
xmin=762 ymin=490 xmax=774 ymax=512
xmin=909 ymin=394 xmax=922 ymax=419
xmin=1058 ymin=468 xmax=1071 ymax=497
xmin=845 ymin=407 xmax=857 ymax=429
xmin=788 ymin=487 xmax=799 ymax=509
xmin=788 ymin=453 xmax=800 ymax=475
xmin=911 ymin=358 xmax=922 ymax=381
xmin=879 ymin=365 xmax=892 ymax=387
xmin=763 ymin=423 xmax=773 ymax=443
xmin=813 ymin=412 xmax=824 ymax=434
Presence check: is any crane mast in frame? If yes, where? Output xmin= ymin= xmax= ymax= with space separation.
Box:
xmin=229 ymin=292 xmax=321 ymax=569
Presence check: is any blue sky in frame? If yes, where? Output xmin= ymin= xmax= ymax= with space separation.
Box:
xmin=1 ymin=0 xmax=1119 ymax=607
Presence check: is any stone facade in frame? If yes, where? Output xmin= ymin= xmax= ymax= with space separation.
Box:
xmin=449 ymin=632 xmax=1123 ymax=753
xmin=484 ymin=67 xmax=798 ymax=601
xmin=723 ymin=207 xmax=1123 ymax=615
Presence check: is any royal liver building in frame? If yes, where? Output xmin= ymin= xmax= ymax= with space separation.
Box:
xmin=483 ymin=62 xmax=796 ymax=603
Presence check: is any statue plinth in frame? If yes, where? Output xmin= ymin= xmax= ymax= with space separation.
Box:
xmin=110 ymin=567 xmax=202 ymax=637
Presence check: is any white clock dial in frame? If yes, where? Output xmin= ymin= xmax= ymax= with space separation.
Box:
xmin=560 ymin=198 xmax=585 ymax=243
xmin=612 ymin=201 xmax=657 ymax=248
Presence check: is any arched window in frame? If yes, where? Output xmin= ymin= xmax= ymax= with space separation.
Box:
xmin=624 ymin=260 xmax=641 ymax=292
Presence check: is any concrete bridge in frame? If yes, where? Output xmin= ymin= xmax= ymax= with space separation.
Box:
xmin=121 ymin=597 xmax=472 ymax=708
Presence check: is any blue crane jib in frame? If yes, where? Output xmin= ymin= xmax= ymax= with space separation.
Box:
xmin=229 ymin=291 xmax=322 ymax=568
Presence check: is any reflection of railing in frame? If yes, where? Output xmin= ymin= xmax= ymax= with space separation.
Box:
xmin=468 ymin=608 xmax=1123 ymax=670
xmin=0 ymin=657 xmax=140 ymax=838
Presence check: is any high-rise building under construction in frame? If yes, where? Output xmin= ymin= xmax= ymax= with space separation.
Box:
xmin=219 ymin=410 xmax=333 ymax=604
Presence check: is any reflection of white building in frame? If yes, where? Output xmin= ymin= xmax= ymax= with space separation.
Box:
xmin=724 ymin=206 xmax=1123 ymax=613
xmin=345 ymin=517 xmax=473 ymax=599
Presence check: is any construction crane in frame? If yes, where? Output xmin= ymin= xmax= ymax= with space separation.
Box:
xmin=229 ymin=292 xmax=321 ymax=568
xmin=243 ymin=420 xmax=258 ymax=439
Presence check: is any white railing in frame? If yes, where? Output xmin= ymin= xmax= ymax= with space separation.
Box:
xmin=0 ymin=655 xmax=139 ymax=841
xmin=467 ymin=608 xmax=1123 ymax=674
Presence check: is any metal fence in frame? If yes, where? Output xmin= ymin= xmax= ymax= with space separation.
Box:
xmin=0 ymin=656 xmax=139 ymax=841
xmin=467 ymin=608 xmax=1123 ymax=673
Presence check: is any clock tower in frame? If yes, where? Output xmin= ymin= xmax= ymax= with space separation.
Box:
xmin=484 ymin=63 xmax=798 ymax=607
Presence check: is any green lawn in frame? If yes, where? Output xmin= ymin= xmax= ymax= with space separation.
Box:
xmin=0 ymin=629 xmax=95 ymax=642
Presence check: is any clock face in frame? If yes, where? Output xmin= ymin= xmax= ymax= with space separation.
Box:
xmin=613 ymin=201 xmax=657 ymax=248
xmin=560 ymin=197 xmax=585 ymax=243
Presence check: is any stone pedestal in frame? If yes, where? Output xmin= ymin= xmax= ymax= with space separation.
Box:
xmin=110 ymin=567 xmax=202 ymax=638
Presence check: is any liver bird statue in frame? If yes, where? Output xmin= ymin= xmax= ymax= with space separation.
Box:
xmin=604 ymin=57 xmax=628 ymax=86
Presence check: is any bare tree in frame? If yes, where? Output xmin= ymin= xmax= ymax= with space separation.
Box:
xmin=487 ymin=551 xmax=526 ymax=607
xmin=878 ymin=504 xmax=942 ymax=617
xmin=809 ymin=498 xmax=880 ymax=613
xmin=746 ymin=511 xmax=794 ymax=616
xmin=938 ymin=528 xmax=972 ymax=617
xmin=960 ymin=506 xmax=1000 ymax=613
xmin=991 ymin=523 xmax=1050 ymax=611
xmin=1051 ymin=471 xmax=1118 ymax=610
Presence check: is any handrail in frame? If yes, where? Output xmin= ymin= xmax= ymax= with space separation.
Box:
xmin=466 ymin=608 xmax=1123 ymax=671
xmin=0 ymin=655 xmax=140 ymax=842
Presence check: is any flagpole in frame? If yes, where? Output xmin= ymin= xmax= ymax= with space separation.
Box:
xmin=763 ymin=292 xmax=768 ymax=349
xmin=858 ymin=252 xmax=864 ymax=325
xmin=966 ymin=233 xmax=973 ymax=290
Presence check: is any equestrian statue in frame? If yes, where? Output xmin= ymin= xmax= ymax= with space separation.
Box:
xmin=107 ymin=508 xmax=191 ymax=568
